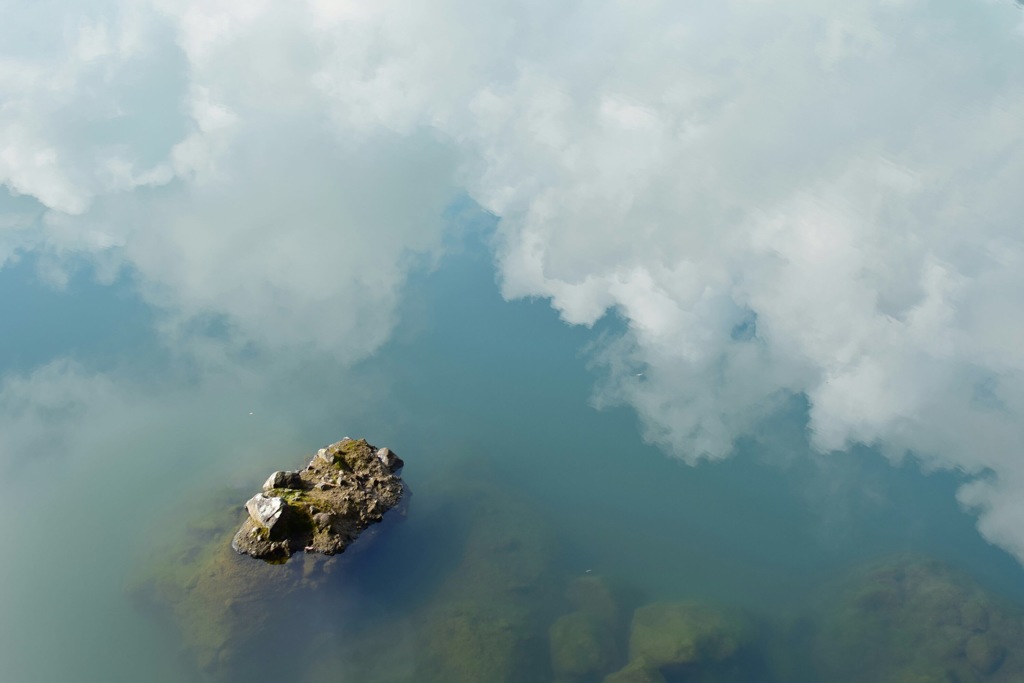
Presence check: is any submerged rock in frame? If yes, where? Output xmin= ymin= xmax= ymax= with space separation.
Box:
xmin=131 ymin=438 xmax=407 ymax=678
xmin=232 ymin=438 xmax=405 ymax=562
xmin=567 ymin=574 xmax=623 ymax=627
xmin=129 ymin=489 xmax=320 ymax=677
xmin=411 ymin=478 xmax=561 ymax=683
xmin=628 ymin=601 xmax=749 ymax=669
xmin=549 ymin=611 xmax=617 ymax=679
xmin=300 ymin=463 xmax=565 ymax=683
xmin=603 ymin=659 xmax=667 ymax=683
xmin=548 ymin=574 xmax=627 ymax=680
xmin=811 ymin=555 xmax=1024 ymax=682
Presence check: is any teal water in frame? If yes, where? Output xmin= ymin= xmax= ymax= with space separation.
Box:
xmin=1 ymin=221 xmax=1023 ymax=682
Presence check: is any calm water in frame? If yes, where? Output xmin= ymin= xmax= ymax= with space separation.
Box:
xmin=0 ymin=222 xmax=1022 ymax=682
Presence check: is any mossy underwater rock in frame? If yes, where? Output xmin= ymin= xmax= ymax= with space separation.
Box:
xmin=603 ymin=658 xmax=667 ymax=683
xmin=567 ymin=574 xmax=623 ymax=627
xmin=628 ymin=601 xmax=749 ymax=669
xmin=410 ymin=477 xmax=562 ymax=683
xmin=811 ymin=555 xmax=1024 ymax=682
xmin=130 ymin=489 xmax=328 ymax=677
xmin=550 ymin=611 xmax=618 ymax=679
xmin=232 ymin=438 xmax=404 ymax=562
xmin=549 ymin=574 xmax=628 ymax=680
xmin=132 ymin=438 xmax=406 ymax=679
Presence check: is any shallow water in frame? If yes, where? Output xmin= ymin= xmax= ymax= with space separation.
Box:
xmin=2 ymin=229 xmax=1024 ymax=683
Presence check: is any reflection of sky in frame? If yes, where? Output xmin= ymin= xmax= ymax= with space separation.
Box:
xmin=0 ymin=254 xmax=154 ymax=374
xmin=3 ymin=214 xmax=1024 ymax=681
xmin=4 ymin=2 xmax=1024 ymax=676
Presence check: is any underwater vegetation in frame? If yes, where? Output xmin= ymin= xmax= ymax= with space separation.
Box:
xmin=807 ymin=556 xmax=1024 ymax=682
xmin=549 ymin=555 xmax=1024 ymax=683
xmin=130 ymin=469 xmax=1024 ymax=683
xmin=548 ymin=576 xmax=766 ymax=683
xmin=132 ymin=457 xmax=565 ymax=682
xmin=304 ymin=467 xmax=565 ymax=683
xmin=128 ymin=487 xmax=346 ymax=678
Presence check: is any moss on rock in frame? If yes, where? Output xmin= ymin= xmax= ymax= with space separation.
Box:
xmin=810 ymin=556 xmax=1024 ymax=682
xmin=232 ymin=438 xmax=405 ymax=561
xmin=628 ymin=601 xmax=749 ymax=668
xmin=410 ymin=477 xmax=561 ymax=683
xmin=603 ymin=658 xmax=667 ymax=683
xmin=131 ymin=437 xmax=405 ymax=679
xmin=129 ymin=488 xmax=319 ymax=677
xmin=549 ymin=610 xmax=617 ymax=679
xmin=567 ymin=575 xmax=622 ymax=628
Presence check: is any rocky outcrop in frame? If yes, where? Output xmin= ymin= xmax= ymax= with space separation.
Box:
xmin=130 ymin=438 xmax=406 ymax=678
xmin=231 ymin=438 xmax=405 ymax=562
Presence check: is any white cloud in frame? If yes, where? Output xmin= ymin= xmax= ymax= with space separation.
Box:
xmin=3 ymin=0 xmax=1024 ymax=562
xmin=0 ymin=0 xmax=460 ymax=358
xmin=446 ymin=0 xmax=1024 ymax=556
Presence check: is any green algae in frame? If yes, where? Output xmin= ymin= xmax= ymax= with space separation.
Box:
xmin=301 ymin=460 xmax=567 ymax=683
xmin=234 ymin=438 xmax=404 ymax=561
xmin=549 ymin=610 xmax=618 ymax=679
xmin=546 ymin=574 xmax=631 ymax=681
xmin=603 ymin=658 xmax=667 ymax=683
xmin=410 ymin=481 xmax=562 ymax=682
xmin=130 ymin=453 xmax=1024 ymax=683
xmin=567 ymin=575 xmax=624 ymax=628
xmin=129 ymin=485 xmax=343 ymax=679
xmin=128 ymin=489 xmax=255 ymax=674
xmin=627 ymin=601 xmax=750 ymax=668
xmin=808 ymin=555 xmax=1024 ymax=683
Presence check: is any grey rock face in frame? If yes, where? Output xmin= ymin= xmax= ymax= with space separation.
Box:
xmin=245 ymin=494 xmax=285 ymax=531
xmin=262 ymin=470 xmax=303 ymax=491
xmin=375 ymin=447 xmax=403 ymax=472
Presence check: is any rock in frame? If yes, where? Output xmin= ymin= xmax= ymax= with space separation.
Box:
xmin=375 ymin=447 xmax=403 ymax=472
xmin=809 ymin=555 xmax=1024 ymax=683
xmin=245 ymin=493 xmax=285 ymax=531
xmin=603 ymin=659 xmax=666 ymax=683
xmin=549 ymin=611 xmax=616 ymax=678
xmin=628 ymin=602 xmax=747 ymax=668
xmin=960 ymin=598 xmax=990 ymax=633
xmin=567 ymin=575 xmax=621 ymax=627
xmin=129 ymin=489 xmax=319 ymax=678
xmin=131 ymin=439 xmax=408 ymax=678
xmin=409 ymin=474 xmax=560 ymax=683
xmin=233 ymin=438 xmax=406 ymax=562
xmin=965 ymin=634 xmax=1006 ymax=674
xmin=262 ymin=470 xmax=302 ymax=491
xmin=890 ymin=670 xmax=952 ymax=683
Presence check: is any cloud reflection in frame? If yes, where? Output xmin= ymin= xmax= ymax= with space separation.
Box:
xmin=3 ymin=0 xmax=1024 ymax=562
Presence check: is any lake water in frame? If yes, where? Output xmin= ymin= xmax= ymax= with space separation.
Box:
xmin=1 ymin=220 xmax=1023 ymax=683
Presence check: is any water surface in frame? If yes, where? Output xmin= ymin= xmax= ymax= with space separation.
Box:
xmin=1 ymin=227 xmax=1022 ymax=682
